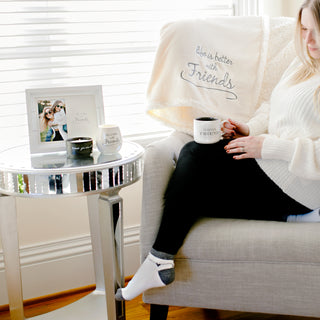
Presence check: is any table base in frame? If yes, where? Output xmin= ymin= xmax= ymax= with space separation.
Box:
xmin=31 ymin=290 xmax=108 ymax=319
xmin=0 ymin=192 xmax=126 ymax=320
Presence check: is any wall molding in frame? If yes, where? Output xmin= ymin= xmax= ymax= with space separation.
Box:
xmin=0 ymin=235 xmax=93 ymax=270
xmin=0 ymin=225 xmax=140 ymax=305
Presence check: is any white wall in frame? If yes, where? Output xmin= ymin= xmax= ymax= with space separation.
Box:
xmin=261 ymin=0 xmax=304 ymax=17
xmin=283 ymin=0 xmax=304 ymax=17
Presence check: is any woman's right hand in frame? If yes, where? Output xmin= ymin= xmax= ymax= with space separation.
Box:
xmin=222 ymin=118 xmax=250 ymax=139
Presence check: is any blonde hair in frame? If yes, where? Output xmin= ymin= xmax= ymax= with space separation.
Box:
xmin=293 ymin=0 xmax=320 ymax=108
xmin=39 ymin=107 xmax=53 ymax=132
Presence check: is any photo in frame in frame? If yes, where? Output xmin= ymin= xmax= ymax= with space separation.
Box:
xmin=26 ymin=85 xmax=105 ymax=154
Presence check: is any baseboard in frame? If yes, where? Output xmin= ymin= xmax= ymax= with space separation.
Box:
xmin=0 ymin=225 xmax=140 ymax=305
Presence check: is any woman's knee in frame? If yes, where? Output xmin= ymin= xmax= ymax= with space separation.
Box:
xmin=179 ymin=139 xmax=228 ymax=161
xmin=179 ymin=141 xmax=197 ymax=156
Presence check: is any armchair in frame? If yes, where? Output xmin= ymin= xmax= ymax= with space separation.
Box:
xmin=139 ymin=16 xmax=320 ymax=320
xmin=140 ymin=131 xmax=320 ymax=319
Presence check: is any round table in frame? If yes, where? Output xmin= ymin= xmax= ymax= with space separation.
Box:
xmin=0 ymin=141 xmax=144 ymax=320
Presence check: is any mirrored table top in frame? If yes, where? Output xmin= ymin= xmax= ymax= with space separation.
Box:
xmin=0 ymin=141 xmax=144 ymax=197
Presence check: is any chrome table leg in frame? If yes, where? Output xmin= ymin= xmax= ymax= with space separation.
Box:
xmin=87 ymin=192 xmax=125 ymax=320
xmin=0 ymin=194 xmax=25 ymax=320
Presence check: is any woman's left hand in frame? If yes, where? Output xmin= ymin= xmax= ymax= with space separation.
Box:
xmin=224 ymin=136 xmax=265 ymax=159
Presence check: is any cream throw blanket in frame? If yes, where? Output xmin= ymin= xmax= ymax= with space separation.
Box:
xmin=147 ymin=16 xmax=296 ymax=135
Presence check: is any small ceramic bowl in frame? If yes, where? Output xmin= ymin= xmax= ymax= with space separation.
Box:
xmin=66 ymin=137 xmax=93 ymax=159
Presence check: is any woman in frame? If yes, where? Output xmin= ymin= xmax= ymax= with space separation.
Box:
xmin=116 ymin=0 xmax=320 ymax=301
xmin=39 ymin=106 xmax=55 ymax=142
xmin=52 ymin=100 xmax=68 ymax=140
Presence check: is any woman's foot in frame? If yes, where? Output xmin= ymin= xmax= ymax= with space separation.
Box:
xmin=115 ymin=249 xmax=175 ymax=301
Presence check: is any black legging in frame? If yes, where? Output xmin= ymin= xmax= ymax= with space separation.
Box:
xmin=152 ymin=140 xmax=310 ymax=255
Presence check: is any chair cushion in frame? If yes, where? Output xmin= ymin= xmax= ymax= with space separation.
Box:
xmin=178 ymin=218 xmax=320 ymax=264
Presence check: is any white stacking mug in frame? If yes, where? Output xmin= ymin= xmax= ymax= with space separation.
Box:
xmin=193 ymin=117 xmax=224 ymax=144
xmin=96 ymin=124 xmax=122 ymax=154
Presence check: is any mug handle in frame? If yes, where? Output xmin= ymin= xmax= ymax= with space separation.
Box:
xmin=221 ymin=119 xmax=230 ymax=139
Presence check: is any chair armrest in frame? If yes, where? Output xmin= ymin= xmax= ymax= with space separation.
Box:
xmin=140 ymin=131 xmax=192 ymax=259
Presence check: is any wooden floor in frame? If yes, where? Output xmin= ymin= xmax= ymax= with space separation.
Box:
xmin=0 ymin=286 xmax=319 ymax=320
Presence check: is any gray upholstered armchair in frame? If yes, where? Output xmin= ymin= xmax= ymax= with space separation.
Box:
xmin=140 ymin=131 xmax=320 ymax=319
xmin=139 ymin=15 xmax=320 ymax=320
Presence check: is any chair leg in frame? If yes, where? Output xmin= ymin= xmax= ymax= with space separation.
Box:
xmin=150 ymin=304 xmax=169 ymax=320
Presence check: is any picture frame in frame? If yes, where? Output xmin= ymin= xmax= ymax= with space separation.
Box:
xmin=26 ymin=85 xmax=105 ymax=154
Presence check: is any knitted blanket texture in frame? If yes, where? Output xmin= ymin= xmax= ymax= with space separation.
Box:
xmin=146 ymin=16 xmax=296 ymax=135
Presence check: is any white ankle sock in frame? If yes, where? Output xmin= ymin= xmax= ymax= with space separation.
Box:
xmin=287 ymin=208 xmax=320 ymax=222
xmin=115 ymin=252 xmax=174 ymax=301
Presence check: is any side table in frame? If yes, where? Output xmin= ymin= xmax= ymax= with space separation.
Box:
xmin=0 ymin=141 xmax=144 ymax=320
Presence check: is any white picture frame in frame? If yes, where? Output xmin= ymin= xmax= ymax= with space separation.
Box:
xmin=26 ymin=85 xmax=105 ymax=154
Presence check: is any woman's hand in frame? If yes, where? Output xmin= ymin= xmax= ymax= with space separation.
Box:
xmin=224 ymin=136 xmax=265 ymax=159
xmin=222 ymin=119 xmax=250 ymax=139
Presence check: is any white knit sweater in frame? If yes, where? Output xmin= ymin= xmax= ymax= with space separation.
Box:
xmin=250 ymin=58 xmax=320 ymax=209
